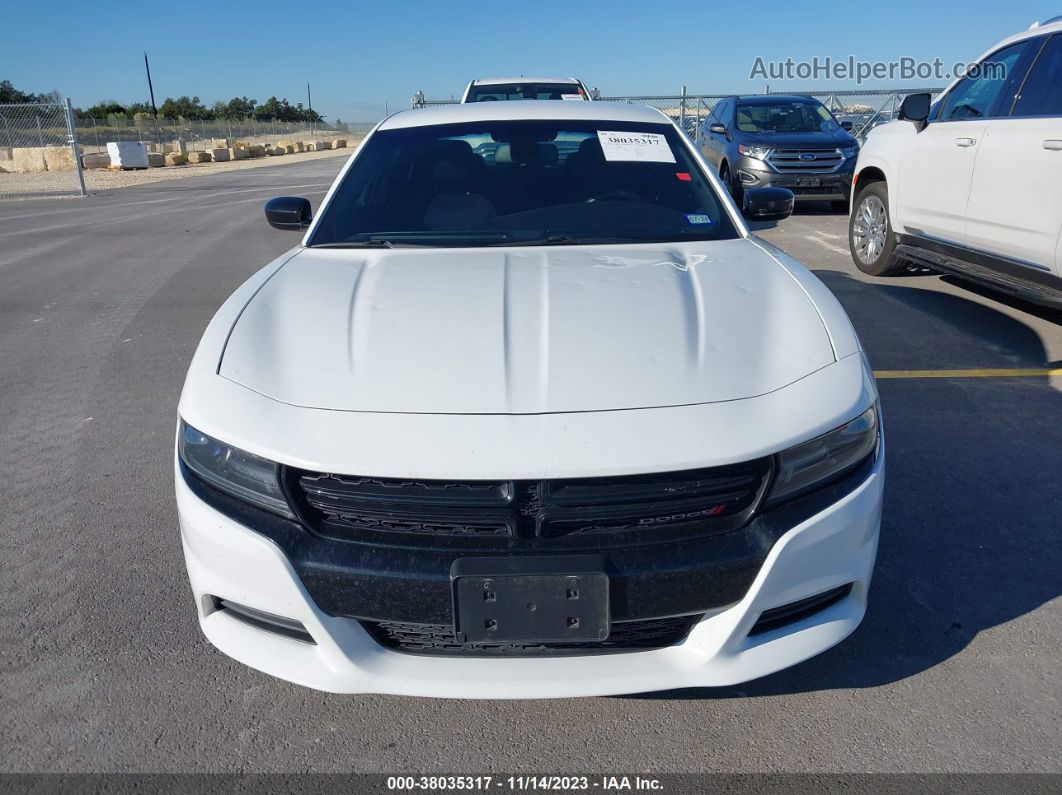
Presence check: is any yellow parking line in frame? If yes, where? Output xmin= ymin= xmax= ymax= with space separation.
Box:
xmin=874 ymin=368 xmax=1062 ymax=379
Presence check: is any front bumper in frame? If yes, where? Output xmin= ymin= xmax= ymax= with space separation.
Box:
xmin=176 ymin=445 xmax=883 ymax=698
xmin=736 ymin=155 xmax=855 ymax=202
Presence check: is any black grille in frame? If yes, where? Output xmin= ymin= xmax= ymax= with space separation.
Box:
xmin=363 ymin=614 xmax=702 ymax=656
xmin=292 ymin=460 xmax=770 ymax=546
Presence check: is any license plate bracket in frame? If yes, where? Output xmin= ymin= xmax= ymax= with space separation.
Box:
xmin=451 ymin=556 xmax=609 ymax=644
xmin=797 ymin=176 xmax=821 ymax=187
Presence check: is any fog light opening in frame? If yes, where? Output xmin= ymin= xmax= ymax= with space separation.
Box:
xmin=748 ymin=583 xmax=853 ymax=637
xmin=210 ymin=596 xmax=316 ymax=644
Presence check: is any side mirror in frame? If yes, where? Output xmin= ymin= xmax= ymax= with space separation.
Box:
xmin=840 ymin=120 xmax=854 ymax=132
xmin=709 ymin=123 xmax=727 ymax=134
xmin=742 ymin=187 xmax=794 ymax=222
xmin=265 ymin=196 xmax=312 ymax=230
xmin=898 ymin=93 xmax=931 ymax=131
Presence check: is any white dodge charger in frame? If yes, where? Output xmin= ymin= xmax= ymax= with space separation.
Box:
xmin=175 ymin=101 xmax=883 ymax=698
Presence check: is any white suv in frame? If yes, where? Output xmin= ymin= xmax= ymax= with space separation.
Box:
xmin=850 ymin=18 xmax=1062 ymax=308
xmin=462 ymin=77 xmax=593 ymax=102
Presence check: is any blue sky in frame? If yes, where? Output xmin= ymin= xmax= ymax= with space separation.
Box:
xmin=5 ymin=1 xmax=1060 ymax=121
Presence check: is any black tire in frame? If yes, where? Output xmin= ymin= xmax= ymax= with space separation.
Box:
xmin=849 ymin=181 xmax=906 ymax=276
xmin=831 ymin=200 xmax=849 ymax=213
xmin=719 ymin=161 xmax=743 ymax=205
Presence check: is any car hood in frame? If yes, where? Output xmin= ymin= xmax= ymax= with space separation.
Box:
xmin=742 ymin=129 xmax=856 ymax=149
xmin=219 ymin=239 xmax=835 ymax=414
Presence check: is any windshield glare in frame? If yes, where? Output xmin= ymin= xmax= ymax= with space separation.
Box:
xmin=310 ymin=121 xmax=738 ymax=248
xmin=735 ymin=101 xmax=839 ymax=133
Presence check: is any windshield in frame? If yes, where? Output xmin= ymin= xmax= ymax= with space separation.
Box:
xmin=309 ymin=120 xmax=739 ymax=248
xmin=735 ymin=100 xmax=839 ymax=133
xmin=466 ymin=83 xmax=586 ymax=101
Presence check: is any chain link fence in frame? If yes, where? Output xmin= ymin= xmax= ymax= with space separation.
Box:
xmin=1 ymin=101 xmax=379 ymax=200
xmin=73 ymin=115 xmax=376 ymax=155
xmin=0 ymin=100 xmax=86 ymax=198
xmin=596 ymin=87 xmax=945 ymax=141
xmin=411 ymin=86 xmax=945 ymax=141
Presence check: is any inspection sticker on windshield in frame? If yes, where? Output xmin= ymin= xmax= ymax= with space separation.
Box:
xmin=686 ymin=214 xmax=713 ymax=224
xmin=597 ymin=130 xmax=675 ymax=163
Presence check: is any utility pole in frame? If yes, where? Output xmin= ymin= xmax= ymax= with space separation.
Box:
xmin=144 ymin=52 xmax=161 ymax=148
xmin=306 ymin=82 xmax=314 ymax=134
xmin=144 ymin=52 xmax=158 ymax=118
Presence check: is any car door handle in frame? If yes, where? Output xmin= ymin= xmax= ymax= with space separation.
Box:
xmin=1044 ymin=139 xmax=1062 ymax=151
xmin=955 ymin=137 xmax=977 ymax=147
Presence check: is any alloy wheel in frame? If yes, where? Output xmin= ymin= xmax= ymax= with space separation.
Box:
xmin=852 ymin=194 xmax=888 ymax=265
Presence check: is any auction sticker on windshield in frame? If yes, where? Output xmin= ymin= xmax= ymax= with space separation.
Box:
xmin=597 ymin=130 xmax=675 ymax=163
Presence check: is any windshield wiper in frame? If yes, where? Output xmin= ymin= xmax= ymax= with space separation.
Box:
xmin=312 ymin=240 xmax=392 ymax=248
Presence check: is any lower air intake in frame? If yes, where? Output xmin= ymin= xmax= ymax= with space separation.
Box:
xmin=362 ymin=614 xmax=702 ymax=656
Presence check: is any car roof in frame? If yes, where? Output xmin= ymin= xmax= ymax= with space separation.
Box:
xmin=926 ymin=18 xmax=1062 ymax=99
xmin=732 ymin=94 xmax=817 ymax=104
xmin=380 ymin=101 xmax=669 ymax=130
xmin=471 ymin=77 xmax=582 ymax=86
xmin=987 ymin=17 xmax=1062 ymax=49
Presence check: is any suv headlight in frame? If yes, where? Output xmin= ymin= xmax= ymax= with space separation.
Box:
xmin=840 ymin=144 xmax=859 ymax=158
xmin=767 ymin=405 xmax=879 ymax=506
xmin=738 ymin=144 xmax=771 ymax=160
xmin=178 ymin=421 xmax=294 ymax=518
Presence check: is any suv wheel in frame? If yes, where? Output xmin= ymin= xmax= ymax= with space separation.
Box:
xmin=719 ymin=162 xmax=743 ymax=205
xmin=849 ymin=181 xmax=905 ymax=276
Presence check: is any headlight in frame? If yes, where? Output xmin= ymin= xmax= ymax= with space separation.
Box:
xmin=738 ymin=144 xmax=771 ymax=160
xmin=840 ymin=144 xmax=859 ymax=158
xmin=178 ymin=421 xmax=294 ymax=518
xmin=767 ymin=405 xmax=879 ymax=506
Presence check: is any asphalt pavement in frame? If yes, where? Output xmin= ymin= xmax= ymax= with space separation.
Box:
xmin=1 ymin=158 xmax=1059 ymax=773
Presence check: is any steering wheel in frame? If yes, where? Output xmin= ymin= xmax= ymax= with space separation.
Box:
xmin=585 ymin=189 xmax=641 ymax=204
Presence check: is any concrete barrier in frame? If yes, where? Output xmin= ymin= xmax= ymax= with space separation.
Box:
xmin=165 ymin=153 xmax=188 ymax=166
xmin=248 ymin=144 xmax=266 ymax=158
xmin=187 ymin=151 xmax=213 ymax=163
xmin=42 ymin=146 xmax=76 ymax=171
xmin=12 ymin=147 xmax=48 ymax=173
xmin=82 ymin=153 xmax=111 ymax=169
xmin=107 ymin=141 xmax=150 ymax=169
xmin=147 ymin=152 xmax=166 ymax=168
xmin=333 ymin=139 xmax=347 ymax=148
xmin=228 ymin=147 xmax=249 ymax=161
xmin=209 ymin=148 xmax=230 ymax=162
xmin=211 ymin=138 xmax=232 ymax=149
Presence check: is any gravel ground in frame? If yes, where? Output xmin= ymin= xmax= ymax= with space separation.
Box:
xmin=0 ymin=146 xmax=355 ymax=199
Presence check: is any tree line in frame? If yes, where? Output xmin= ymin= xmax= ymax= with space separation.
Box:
xmin=2 ymin=80 xmax=325 ymax=122
xmin=0 ymin=80 xmax=61 ymax=105
xmin=82 ymin=95 xmax=325 ymax=123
